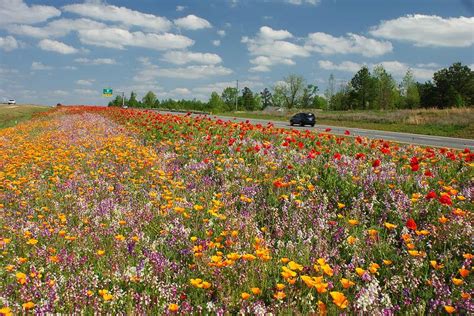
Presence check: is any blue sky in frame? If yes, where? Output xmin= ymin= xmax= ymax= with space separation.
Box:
xmin=0 ymin=0 xmax=473 ymax=105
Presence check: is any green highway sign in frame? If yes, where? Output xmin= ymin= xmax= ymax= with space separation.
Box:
xmin=103 ymin=88 xmax=113 ymax=97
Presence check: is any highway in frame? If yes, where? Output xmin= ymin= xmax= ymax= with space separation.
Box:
xmin=154 ymin=111 xmax=474 ymax=150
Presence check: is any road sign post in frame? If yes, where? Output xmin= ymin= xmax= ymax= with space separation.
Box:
xmin=103 ymin=88 xmax=113 ymax=97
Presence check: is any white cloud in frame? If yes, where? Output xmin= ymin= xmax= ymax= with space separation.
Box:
xmin=8 ymin=18 xmax=107 ymax=39
xmin=170 ymin=88 xmax=191 ymax=95
xmin=31 ymin=61 xmax=52 ymax=70
xmin=0 ymin=36 xmax=18 ymax=51
xmin=318 ymin=59 xmax=437 ymax=80
xmin=161 ymin=51 xmax=222 ymax=65
xmin=52 ymin=89 xmax=68 ymax=96
xmin=174 ymin=15 xmax=212 ymax=30
xmin=249 ymin=55 xmax=295 ymax=72
xmin=212 ymin=40 xmax=221 ymax=46
xmin=135 ymin=59 xmax=232 ymax=81
xmin=318 ymin=60 xmax=363 ymax=73
xmin=77 ymin=27 xmax=194 ymax=50
xmin=0 ymin=0 xmax=60 ymax=26
xmin=193 ymin=80 xmax=263 ymax=95
xmin=63 ymin=2 xmax=171 ymax=32
xmin=242 ymin=26 xmax=310 ymax=71
xmin=305 ymin=32 xmax=393 ymax=57
xmin=74 ymin=58 xmax=117 ymax=65
xmin=74 ymin=88 xmax=97 ymax=96
xmin=217 ymin=30 xmax=226 ymax=37
xmin=38 ymin=39 xmax=79 ymax=54
xmin=370 ymin=14 xmax=474 ymax=47
xmin=286 ymin=0 xmax=320 ymax=5
xmin=76 ymin=79 xmax=95 ymax=86
xmin=176 ymin=5 xmax=186 ymax=12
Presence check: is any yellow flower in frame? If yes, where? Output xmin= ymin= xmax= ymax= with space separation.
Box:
xmin=430 ymin=260 xmax=444 ymax=270
xmin=330 ymin=291 xmax=348 ymax=309
xmin=317 ymin=300 xmax=327 ymax=315
xmin=452 ymin=278 xmax=463 ymax=285
xmin=226 ymin=253 xmax=241 ymax=261
xmin=383 ymin=260 xmax=392 ymax=265
xmin=96 ymin=250 xmax=105 ymax=256
xmin=16 ymin=272 xmax=27 ymax=284
xmin=102 ymin=293 xmax=113 ymax=301
xmin=347 ymin=236 xmax=357 ymax=245
xmin=0 ymin=307 xmax=12 ymax=316
xmin=340 ymin=278 xmax=355 ymax=289
xmin=22 ymin=302 xmax=35 ymax=310
xmin=251 ymin=287 xmax=261 ymax=295
xmin=444 ymin=306 xmax=456 ymax=314
xmin=168 ymin=304 xmax=179 ymax=312
xmin=114 ymin=234 xmax=125 ymax=241
xmin=190 ymin=236 xmax=197 ymax=242
xmin=241 ymin=292 xmax=251 ymax=300
xmin=348 ymin=219 xmax=359 ymax=226
xmin=369 ymin=262 xmax=380 ymax=274
xmin=26 ymin=238 xmax=38 ymax=245
xmin=384 ymin=222 xmax=397 ymax=230
xmin=201 ymin=281 xmax=211 ymax=289
xmin=355 ymin=267 xmax=366 ymax=277
xmin=276 ymin=283 xmax=285 ymax=291
xmin=287 ymin=261 xmax=303 ymax=271
xmin=337 ymin=203 xmax=345 ymax=209
xmin=273 ymin=291 xmax=286 ymax=300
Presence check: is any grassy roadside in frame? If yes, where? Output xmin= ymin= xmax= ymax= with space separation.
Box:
xmin=0 ymin=104 xmax=51 ymax=129
xmin=219 ymin=108 xmax=474 ymax=139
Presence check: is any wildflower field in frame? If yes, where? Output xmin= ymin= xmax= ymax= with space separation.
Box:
xmin=0 ymin=106 xmax=472 ymax=315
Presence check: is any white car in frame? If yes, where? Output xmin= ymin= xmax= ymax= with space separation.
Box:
xmin=7 ymin=99 xmax=16 ymax=105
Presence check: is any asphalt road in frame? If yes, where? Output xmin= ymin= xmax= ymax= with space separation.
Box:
xmin=154 ymin=111 xmax=474 ymax=150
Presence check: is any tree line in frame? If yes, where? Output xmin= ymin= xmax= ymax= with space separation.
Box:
xmin=108 ymin=62 xmax=473 ymax=111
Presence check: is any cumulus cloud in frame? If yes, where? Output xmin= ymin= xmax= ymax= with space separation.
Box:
xmin=170 ymin=88 xmax=191 ymax=95
xmin=0 ymin=0 xmax=60 ymax=26
xmin=318 ymin=59 xmax=437 ymax=80
xmin=135 ymin=58 xmax=232 ymax=81
xmin=370 ymin=14 xmax=474 ymax=47
xmin=74 ymin=88 xmax=97 ymax=96
xmin=242 ymin=26 xmax=309 ymax=71
xmin=305 ymin=32 xmax=393 ymax=57
xmin=76 ymin=79 xmax=95 ymax=86
xmin=31 ymin=61 xmax=52 ymax=70
xmin=63 ymin=2 xmax=171 ymax=32
xmin=0 ymin=36 xmax=19 ymax=51
xmin=174 ymin=15 xmax=212 ymax=30
xmin=212 ymin=40 xmax=221 ymax=46
xmin=8 ymin=18 xmax=107 ymax=39
xmin=74 ymin=58 xmax=117 ymax=65
xmin=249 ymin=55 xmax=295 ymax=72
xmin=77 ymin=27 xmax=194 ymax=50
xmin=161 ymin=51 xmax=222 ymax=65
xmin=285 ymin=0 xmax=320 ymax=5
xmin=38 ymin=39 xmax=79 ymax=54
xmin=217 ymin=30 xmax=226 ymax=37
xmin=193 ymin=80 xmax=263 ymax=95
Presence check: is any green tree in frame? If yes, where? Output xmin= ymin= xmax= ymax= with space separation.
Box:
xmin=373 ymin=65 xmax=398 ymax=110
xmin=350 ymin=66 xmax=376 ymax=109
xmin=142 ymin=91 xmax=157 ymax=107
xmin=300 ymin=84 xmax=318 ymax=108
xmin=324 ymin=74 xmax=336 ymax=110
xmin=128 ymin=91 xmax=139 ymax=108
xmin=417 ymin=81 xmax=438 ymax=108
xmin=274 ymin=74 xmax=305 ymax=109
xmin=433 ymin=62 xmax=474 ymax=108
xmin=221 ymin=87 xmax=238 ymax=111
xmin=260 ymin=88 xmax=272 ymax=109
xmin=400 ymin=69 xmax=420 ymax=109
xmin=241 ymin=87 xmax=256 ymax=111
xmin=208 ymin=92 xmax=225 ymax=112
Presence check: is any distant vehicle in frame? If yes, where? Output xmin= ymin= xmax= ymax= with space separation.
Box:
xmin=290 ymin=112 xmax=315 ymax=127
xmin=7 ymin=99 xmax=16 ymax=105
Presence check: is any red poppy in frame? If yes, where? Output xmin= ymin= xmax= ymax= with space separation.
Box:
xmin=439 ymin=195 xmax=452 ymax=205
xmin=344 ymin=130 xmax=350 ymax=135
xmin=325 ymin=128 xmax=332 ymax=132
xmin=334 ymin=153 xmax=342 ymax=160
xmin=426 ymin=191 xmax=437 ymax=199
xmin=406 ymin=218 xmax=417 ymax=230
xmin=411 ymin=164 xmax=420 ymax=172
xmin=424 ymin=170 xmax=433 ymax=177
xmin=372 ymin=159 xmax=381 ymax=168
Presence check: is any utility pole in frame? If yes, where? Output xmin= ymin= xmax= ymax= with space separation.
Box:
xmin=235 ymin=80 xmax=239 ymax=111
xmin=122 ymin=91 xmax=125 ymax=108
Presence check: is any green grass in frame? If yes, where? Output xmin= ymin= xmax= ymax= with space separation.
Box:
xmin=219 ymin=108 xmax=474 ymax=139
xmin=0 ymin=104 xmax=51 ymax=129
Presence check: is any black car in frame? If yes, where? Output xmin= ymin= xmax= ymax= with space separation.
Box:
xmin=290 ymin=112 xmax=315 ymax=127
